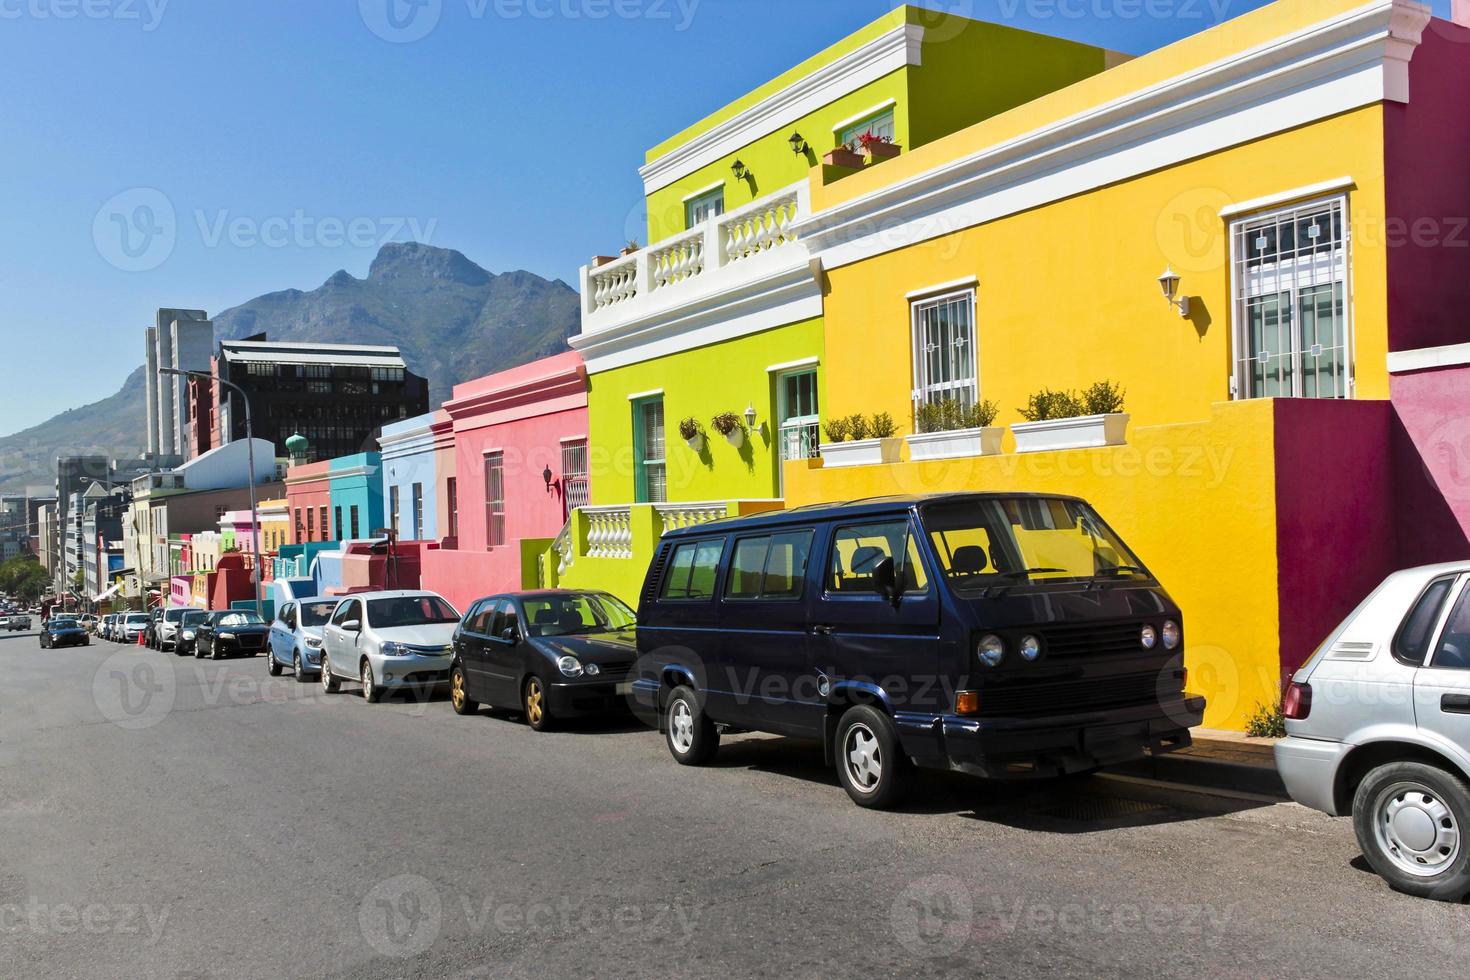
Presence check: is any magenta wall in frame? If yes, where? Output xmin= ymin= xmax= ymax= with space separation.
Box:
xmin=1384 ymin=22 xmax=1470 ymax=352
xmin=1391 ymin=362 xmax=1470 ymax=566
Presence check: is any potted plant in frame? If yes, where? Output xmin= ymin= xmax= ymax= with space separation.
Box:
xmin=1011 ymin=381 xmax=1130 ymax=453
xmin=823 ymin=145 xmax=866 ymax=171
xmin=679 ymin=417 xmax=705 ymax=452
xmin=590 ymin=255 xmax=619 ymax=268
xmin=858 ymin=130 xmax=902 ymax=162
xmin=820 ymin=412 xmax=904 ymax=468
xmin=710 ymin=411 xmax=745 ymax=449
xmin=906 ymin=398 xmax=1002 ymax=461
xmin=620 ymin=239 xmax=640 ymax=257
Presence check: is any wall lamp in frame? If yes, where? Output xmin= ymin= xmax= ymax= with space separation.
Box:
xmin=543 ymin=466 xmax=557 ymax=495
xmin=743 ymin=404 xmax=758 ymax=430
xmin=731 ymin=159 xmax=750 ymax=180
xmin=788 ymin=132 xmax=809 ymax=155
xmin=1157 ymin=266 xmax=1191 ymax=318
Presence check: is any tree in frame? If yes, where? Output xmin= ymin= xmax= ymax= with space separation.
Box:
xmin=0 ymin=556 xmax=50 ymax=601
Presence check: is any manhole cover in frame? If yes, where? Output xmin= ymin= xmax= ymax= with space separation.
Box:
xmin=1033 ymin=797 xmax=1171 ymax=823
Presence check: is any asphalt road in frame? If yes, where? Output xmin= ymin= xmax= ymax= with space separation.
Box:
xmin=2 ymin=632 xmax=1467 ymax=979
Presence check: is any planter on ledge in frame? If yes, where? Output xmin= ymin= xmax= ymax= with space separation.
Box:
xmin=822 ymin=147 xmax=866 ymax=170
xmin=863 ymin=141 xmax=902 ymax=163
xmin=1011 ymin=413 xmax=1130 ymax=454
xmin=821 ymin=437 xmax=903 ymax=468
xmin=906 ymin=426 xmax=1003 ymax=462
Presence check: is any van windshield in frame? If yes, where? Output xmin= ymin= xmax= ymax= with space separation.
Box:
xmin=921 ymin=497 xmax=1150 ymax=590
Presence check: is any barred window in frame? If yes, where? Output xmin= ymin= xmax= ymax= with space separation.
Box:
xmin=911 ymin=289 xmax=978 ymax=412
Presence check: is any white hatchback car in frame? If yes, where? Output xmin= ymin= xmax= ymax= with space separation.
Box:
xmin=1276 ymin=560 xmax=1470 ymax=900
xmin=319 ymin=591 xmax=461 ymax=702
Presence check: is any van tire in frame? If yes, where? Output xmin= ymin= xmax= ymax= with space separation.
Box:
xmin=1353 ymin=761 xmax=1470 ymax=901
xmin=664 ymin=685 xmax=718 ymax=766
xmin=834 ymin=705 xmax=913 ymax=810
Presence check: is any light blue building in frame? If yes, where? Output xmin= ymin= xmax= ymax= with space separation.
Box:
xmin=379 ymin=413 xmax=439 ymax=542
xmin=328 ymin=452 xmax=384 ymax=544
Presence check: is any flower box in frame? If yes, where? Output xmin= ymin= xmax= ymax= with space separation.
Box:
xmin=822 ymin=147 xmax=866 ymax=170
xmin=863 ymin=141 xmax=902 ymax=162
xmin=1010 ymin=413 xmax=1130 ymax=453
xmin=821 ymin=436 xmax=903 ymax=468
xmin=906 ymin=426 xmax=1003 ymax=462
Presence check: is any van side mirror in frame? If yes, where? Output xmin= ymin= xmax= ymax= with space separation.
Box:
xmin=871 ymin=556 xmax=899 ymax=604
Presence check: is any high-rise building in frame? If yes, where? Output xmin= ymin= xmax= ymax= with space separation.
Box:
xmin=145 ymin=308 xmax=213 ymax=459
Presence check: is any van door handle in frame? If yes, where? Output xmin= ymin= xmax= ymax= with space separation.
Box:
xmin=1442 ymin=694 xmax=1470 ymax=714
xmin=811 ymin=625 xmax=833 ymax=636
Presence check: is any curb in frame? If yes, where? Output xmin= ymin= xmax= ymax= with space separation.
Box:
xmin=1111 ymin=736 xmax=1287 ymax=799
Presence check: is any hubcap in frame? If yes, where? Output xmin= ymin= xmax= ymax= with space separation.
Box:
xmin=669 ymin=699 xmax=695 ymax=754
xmin=452 ymin=671 xmax=465 ymax=710
xmin=526 ymin=680 xmax=543 ymax=726
xmin=844 ymin=723 xmax=882 ymax=793
xmin=362 ymin=663 xmax=373 ymax=697
xmin=1376 ymin=782 xmax=1461 ymax=877
xmin=321 ymin=657 xmax=331 ymax=688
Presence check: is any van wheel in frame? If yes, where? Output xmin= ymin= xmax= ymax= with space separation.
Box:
xmin=1354 ymin=761 xmax=1470 ymax=901
xmin=664 ymin=685 xmax=718 ymax=765
xmin=451 ymin=666 xmax=478 ymax=716
xmin=834 ymin=705 xmax=913 ymax=809
xmin=320 ymin=654 xmax=340 ymax=693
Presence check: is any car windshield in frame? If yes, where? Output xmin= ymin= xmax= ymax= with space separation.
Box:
xmin=215 ymin=612 xmax=265 ymax=627
xmin=126 ymin=614 xmax=148 ymax=624
xmin=181 ymin=611 xmax=208 ymax=626
xmin=367 ymin=596 xmax=459 ymax=628
xmin=921 ymin=497 xmax=1150 ymax=591
xmin=523 ymin=593 xmax=637 ymax=638
xmin=299 ymin=601 xmax=338 ymax=628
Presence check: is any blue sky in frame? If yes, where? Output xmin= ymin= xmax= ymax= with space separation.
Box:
xmin=0 ymin=0 xmax=1449 ymax=435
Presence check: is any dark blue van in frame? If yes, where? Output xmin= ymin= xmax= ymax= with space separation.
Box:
xmin=631 ymin=492 xmax=1205 ymax=808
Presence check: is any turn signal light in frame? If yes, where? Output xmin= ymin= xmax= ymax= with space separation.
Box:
xmin=1283 ymin=681 xmax=1312 ymax=720
xmin=955 ymin=690 xmax=980 ymax=715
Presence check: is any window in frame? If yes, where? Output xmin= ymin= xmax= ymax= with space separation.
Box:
xmin=278 ymin=602 xmax=295 ymax=628
xmin=839 ymin=107 xmax=895 ymax=152
xmin=523 ymin=593 xmax=635 ymax=637
xmin=634 ymin=398 xmax=666 ymax=504
xmin=484 ymin=452 xmax=505 ymax=548
xmin=305 ymin=507 xmax=314 ymax=542
xmin=319 ymin=506 xmax=329 ymax=542
xmin=1431 ymin=585 xmax=1470 ymax=670
xmin=330 ymin=600 xmax=358 ymax=627
xmin=828 ymin=521 xmax=928 ymax=595
xmin=660 ymin=539 xmax=725 ymax=600
xmin=1397 ymin=577 xmax=1457 ymax=666
xmin=447 ymin=477 xmax=459 ymax=540
xmin=1231 ymin=198 xmax=1350 ymax=399
xmin=464 ymin=600 xmax=495 ymax=636
xmin=334 ymin=507 xmax=344 ymax=541
xmin=912 ymin=289 xmax=978 ymax=413
xmin=389 ymin=486 xmax=401 ymax=537
xmin=366 ymin=595 xmax=459 ymax=627
xmin=561 ymin=440 xmax=590 ymax=513
xmin=412 ymin=483 xmax=424 ymax=540
xmin=493 ymin=600 xmax=520 ymax=640
xmin=684 ymin=187 xmax=725 ymax=228
xmin=296 ymin=507 xmax=305 ymax=544
xmin=725 ymin=531 xmax=814 ymax=600
xmin=306 ymin=380 xmax=333 ymax=395
xmin=350 ymin=505 xmax=360 ymax=540
xmin=303 ymin=364 xmax=331 ymax=379
xmin=777 ymin=370 xmax=820 ymax=492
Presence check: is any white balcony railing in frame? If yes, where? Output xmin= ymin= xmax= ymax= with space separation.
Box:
xmin=584 ymin=506 xmax=633 ymax=559
xmin=655 ymin=503 xmax=729 ymax=535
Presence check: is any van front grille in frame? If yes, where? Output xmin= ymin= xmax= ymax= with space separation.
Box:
xmin=1040 ymin=621 xmax=1148 ymax=659
xmin=980 ymin=671 xmax=1180 ymax=719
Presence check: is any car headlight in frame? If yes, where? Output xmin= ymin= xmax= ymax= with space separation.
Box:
xmin=305 ymin=636 xmax=323 ymax=649
xmin=1140 ymin=625 xmax=1157 ymax=650
xmin=584 ymin=662 xmax=601 ymax=676
xmin=381 ymin=642 xmax=406 ymax=658
xmin=977 ymin=634 xmax=1005 ymax=668
xmin=1162 ymin=620 xmax=1181 ymax=650
xmin=181 ymin=630 xmax=195 ymax=640
xmin=1018 ymin=634 xmax=1041 ymax=662
xmin=219 ymin=632 xmax=236 ymax=641
xmin=557 ymin=655 xmax=583 ymax=677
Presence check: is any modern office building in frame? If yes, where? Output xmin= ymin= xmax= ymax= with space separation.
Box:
xmin=145 ymin=308 xmax=214 ymax=459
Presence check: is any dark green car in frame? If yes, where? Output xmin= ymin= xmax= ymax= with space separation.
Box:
xmin=40 ymin=617 xmax=90 ymax=649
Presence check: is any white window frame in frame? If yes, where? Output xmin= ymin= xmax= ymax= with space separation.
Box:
xmin=484 ymin=452 xmax=506 ymax=549
xmin=910 ymin=287 xmax=979 ymax=414
xmin=837 ymin=105 xmax=896 ymax=153
xmin=776 ymin=368 xmax=820 ymax=496
xmin=684 ymin=186 xmax=725 ymax=229
xmin=560 ymin=438 xmax=590 ymax=514
xmin=1228 ymin=194 xmax=1354 ymax=400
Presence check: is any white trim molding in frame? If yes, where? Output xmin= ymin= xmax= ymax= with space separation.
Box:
xmin=831 ymin=98 xmax=899 ymax=134
xmin=766 ymin=356 xmax=820 ymax=374
xmin=1218 ymin=177 xmax=1358 ymax=218
xmin=625 ymin=389 xmax=665 ymax=401
xmin=795 ymin=0 xmax=1431 ymax=271
xmin=1387 ymin=342 xmax=1470 ymax=373
xmin=638 ymin=22 xmax=924 ymax=195
xmin=680 ymin=180 xmax=727 ymax=203
xmin=905 ymin=275 xmax=979 ymax=300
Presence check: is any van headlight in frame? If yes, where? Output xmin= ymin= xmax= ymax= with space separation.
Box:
xmin=977 ymin=634 xmax=1005 ymax=668
xmin=1162 ymin=620 xmax=1181 ymax=650
xmin=1019 ymin=635 xmax=1041 ymax=662
xmin=1140 ymin=625 xmax=1157 ymax=650
xmin=557 ymin=655 xmax=583 ymax=677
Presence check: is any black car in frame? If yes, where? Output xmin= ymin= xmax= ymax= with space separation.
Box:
xmin=173 ymin=610 xmax=210 ymax=657
xmin=144 ymin=608 xmax=165 ymax=649
xmin=194 ymin=610 xmax=270 ymax=659
xmin=450 ymin=590 xmax=638 ymax=730
xmin=39 ymin=617 xmax=89 ymax=649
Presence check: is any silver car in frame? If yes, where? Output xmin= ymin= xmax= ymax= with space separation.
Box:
xmin=157 ymin=606 xmax=205 ymax=651
xmin=1276 ymin=560 xmax=1470 ymax=901
xmin=319 ymin=591 xmax=460 ymax=702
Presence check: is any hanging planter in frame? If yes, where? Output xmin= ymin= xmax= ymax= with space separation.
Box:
xmin=710 ymin=412 xmax=745 ymax=449
xmin=678 ymin=417 xmax=705 ymax=452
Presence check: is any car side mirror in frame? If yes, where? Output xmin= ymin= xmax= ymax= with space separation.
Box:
xmin=343 ymin=619 xmax=362 ymax=633
xmin=500 ymin=626 xmax=517 ymax=642
xmin=872 ymin=556 xmax=899 ymax=604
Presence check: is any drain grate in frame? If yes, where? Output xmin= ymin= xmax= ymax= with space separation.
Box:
xmin=1033 ymin=796 xmax=1172 ymax=823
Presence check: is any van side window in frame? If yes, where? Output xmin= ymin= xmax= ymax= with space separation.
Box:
xmin=828 ymin=521 xmax=929 ymax=595
xmin=661 ymin=539 xmax=725 ymax=600
xmin=1396 ymin=577 xmax=1455 ymax=665
xmin=1430 ymin=584 xmax=1470 ymax=670
xmin=725 ymin=531 xmax=814 ymax=600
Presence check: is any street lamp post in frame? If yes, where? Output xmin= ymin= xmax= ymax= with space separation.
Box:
xmin=159 ymin=368 xmax=264 ymax=618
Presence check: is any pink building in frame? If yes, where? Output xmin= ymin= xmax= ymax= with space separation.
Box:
xmin=422 ymin=352 xmax=589 ymax=611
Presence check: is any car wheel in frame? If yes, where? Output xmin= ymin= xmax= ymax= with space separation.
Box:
xmin=194 ymin=642 xmax=207 ymax=659
xmin=664 ymin=685 xmax=718 ymax=765
xmin=293 ymin=651 xmax=310 ymax=684
xmin=320 ymin=654 xmax=340 ymax=693
xmin=211 ymin=645 xmax=223 ymax=660
xmin=834 ymin=705 xmax=914 ymax=810
xmin=450 ymin=666 xmax=478 ymax=716
xmin=1354 ymin=761 xmax=1470 ymax=901
xmin=361 ymin=660 xmax=383 ymax=703
xmin=267 ymin=652 xmax=282 ymax=676
xmin=523 ymin=675 xmax=553 ymax=731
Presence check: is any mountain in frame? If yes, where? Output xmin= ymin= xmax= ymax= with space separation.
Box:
xmin=0 ymin=243 xmax=581 ymax=494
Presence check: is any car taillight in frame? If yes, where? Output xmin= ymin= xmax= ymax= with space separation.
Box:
xmin=1283 ymin=681 xmax=1312 ymax=720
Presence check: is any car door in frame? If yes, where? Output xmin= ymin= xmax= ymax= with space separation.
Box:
xmin=482 ymin=599 xmax=523 ymax=705
xmin=325 ymin=599 xmax=360 ymax=675
xmin=1413 ymin=575 xmax=1470 ymax=755
xmin=271 ymin=603 xmax=295 ymax=662
xmin=456 ymin=600 xmax=494 ymax=700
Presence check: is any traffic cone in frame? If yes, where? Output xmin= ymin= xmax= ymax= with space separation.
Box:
xmin=137 ymin=626 xmax=145 ymax=647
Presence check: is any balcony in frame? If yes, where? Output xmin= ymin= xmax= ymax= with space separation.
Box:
xmin=573 ymin=185 xmax=821 ymax=372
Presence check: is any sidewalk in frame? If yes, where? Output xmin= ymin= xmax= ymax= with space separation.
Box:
xmin=1112 ymin=727 xmax=1286 ymax=798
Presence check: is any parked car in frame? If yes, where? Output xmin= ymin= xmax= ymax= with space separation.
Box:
xmin=105 ymin=614 xmax=123 ymax=641
xmin=6 ymin=614 xmax=30 ymax=632
xmin=631 ymin=492 xmax=1203 ymax=809
xmin=119 ymin=612 xmax=149 ymax=644
xmin=320 ymin=591 xmax=460 ymax=702
xmin=144 ymin=608 xmax=165 ymax=649
xmin=1276 ymin=560 xmax=1470 ymax=901
xmin=449 ymin=590 xmax=638 ymax=729
xmin=78 ymin=614 xmax=98 ymax=633
xmin=194 ymin=610 xmax=270 ymax=659
xmin=173 ymin=610 xmax=210 ymax=657
xmin=39 ymin=616 xmax=89 ymax=648
xmin=267 ymin=598 xmax=337 ymax=681
xmin=155 ymin=606 xmax=204 ymax=652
